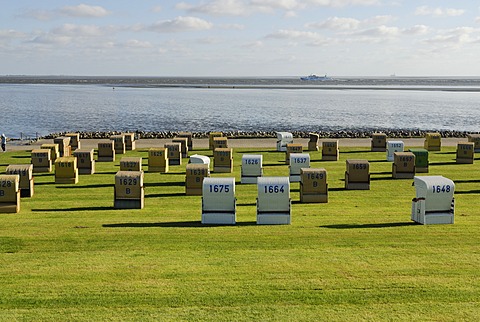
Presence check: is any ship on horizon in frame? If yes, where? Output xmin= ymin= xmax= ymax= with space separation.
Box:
xmin=300 ymin=74 xmax=333 ymax=81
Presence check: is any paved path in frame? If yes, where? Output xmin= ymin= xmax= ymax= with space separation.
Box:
xmin=5 ymin=137 xmax=467 ymax=152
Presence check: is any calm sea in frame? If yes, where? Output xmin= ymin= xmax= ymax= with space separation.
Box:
xmin=1 ymin=77 xmax=479 ymax=138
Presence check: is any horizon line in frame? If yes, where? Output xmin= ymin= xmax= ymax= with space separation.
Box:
xmin=2 ymin=74 xmax=480 ymax=79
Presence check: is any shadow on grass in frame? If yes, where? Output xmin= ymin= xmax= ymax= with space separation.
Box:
xmin=95 ymin=171 xmax=118 ymax=175
xmin=237 ymin=202 xmax=256 ymax=206
xmin=145 ymin=192 xmax=185 ymax=198
xmin=320 ymin=222 xmax=417 ymax=229
xmin=454 ymin=179 xmax=480 ymax=183
xmin=371 ymin=176 xmax=401 ymax=181
xmin=32 ymin=206 xmax=112 ymax=212
xmin=145 ymin=181 xmax=185 ymax=187
xmin=429 ymin=161 xmax=456 ymax=166
xmin=341 ymin=150 xmax=372 ymax=154
xmin=56 ymin=184 xmax=113 ymax=189
xmin=329 ymin=187 xmax=346 ymax=191
xmin=34 ymin=182 xmax=54 ymax=186
xmin=158 ymin=171 xmax=185 ymax=175
xmin=264 ymin=163 xmax=286 ymax=167
xmin=236 ymin=150 xmax=276 ymax=154
xmin=435 ymin=151 xmax=456 ymax=155
xmin=33 ymin=173 xmax=54 ymax=177
xmin=368 ymin=160 xmax=389 ymax=163
xmin=454 ymin=190 xmax=480 ymax=195
xmin=103 ymin=221 xmax=258 ymax=228
xmin=11 ymin=155 xmax=31 ymax=159
xmin=371 ymin=171 xmax=392 ymax=175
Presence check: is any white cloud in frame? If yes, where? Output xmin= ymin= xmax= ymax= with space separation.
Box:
xmin=308 ymin=38 xmax=330 ymax=46
xmin=424 ymin=34 xmax=465 ymax=45
xmin=403 ymin=25 xmax=430 ymax=36
xmin=176 ymin=0 xmax=250 ymax=16
xmin=266 ymin=21 xmax=428 ymax=46
xmin=52 ymin=24 xmax=107 ymax=37
xmin=422 ymin=27 xmax=480 ymax=47
xmin=26 ymin=23 xmax=118 ymax=48
xmin=176 ymin=0 xmax=378 ymax=16
xmin=414 ymin=6 xmax=465 ymax=17
xmin=307 ymin=0 xmax=380 ymax=7
xmin=130 ymin=24 xmax=144 ymax=33
xmin=161 ymin=39 xmax=192 ymax=55
xmin=102 ymin=42 xmax=116 ymax=49
xmin=152 ymin=6 xmax=162 ymax=13
xmin=364 ymin=15 xmax=395 ymax=25
xmin=250 ymin=0 xmax=302 ymax=11
xmin=307 ymin=15 xmax=394 ymax=31
xmin=284 ymin=11 xmax=298 ymax=18
xmin=446 ymin=27 xmax=480 ymax=44
xmin=242 ymin=40 xmax=264 ymax=48
xmin=19 ymin=4 xmax=110 ymax=21
xmin=125 ymin=39 xmax=153 ymax=48
xmin=307 ymin=17 xmax=361 ymax=30
xmin=29 ymin=34 xmax=72 ymax=45
xmin=265 ymin=29 xmax=329 ymax=46
xmin=266 ymin=29 xmax=324 ymax=40
xmin=0 ymin=29 xmax=26 ymax=40
xmin=60 ymin=4 xmax=111 ymax=18
xmin=218 ymin=23 xmax=245 ymax=30
xmin=195 ymin=37 xmax=222 ymax=44
xmin=356 ymin=25 xmax=400 ymax=37
xmin=147 ymin=16 xmax=213 ymax=33
xmin=18 ymin=9 xmax=56 ymax=21
xmin=305 ymin=14 xmax=429 ymax=44
xmin=346 ymin=24 xmax=431 ymax=42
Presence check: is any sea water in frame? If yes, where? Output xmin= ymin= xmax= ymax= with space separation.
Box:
xmin=1 ymin=81 xmax=479 ymax=138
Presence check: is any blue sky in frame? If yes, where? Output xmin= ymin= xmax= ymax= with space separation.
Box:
xmin=1 ymin=1 xmax=480 ymax=76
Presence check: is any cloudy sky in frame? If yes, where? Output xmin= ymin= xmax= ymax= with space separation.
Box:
xmin=1 ymin=1 xmax=480 ymax=76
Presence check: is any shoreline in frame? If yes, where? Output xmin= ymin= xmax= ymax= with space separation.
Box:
xmin=38 ymin=129 xmax=474 ymax=140
xmin=5 ymin=129 xmax=476 ymax=151
xmin=5 ymin=137 xmax=470 ymax=152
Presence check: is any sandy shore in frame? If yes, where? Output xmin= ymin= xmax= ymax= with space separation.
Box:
xmin=5 ymin=137 xmax=467 ymax=152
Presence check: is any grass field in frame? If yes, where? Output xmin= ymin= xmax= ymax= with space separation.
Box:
xmin=1 ymin=145 xmax=479 ymax=321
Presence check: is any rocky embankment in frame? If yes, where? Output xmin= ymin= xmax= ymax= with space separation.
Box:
xmin=40 ymin=129 xmax=474 ymax=140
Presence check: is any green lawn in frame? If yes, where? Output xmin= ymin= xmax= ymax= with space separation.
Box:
xmin=0 ymin=146 xmax=479 ymax=321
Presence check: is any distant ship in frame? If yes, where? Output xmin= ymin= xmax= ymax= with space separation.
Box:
xmin=300 ymin=74 xmax=333 ymax=81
